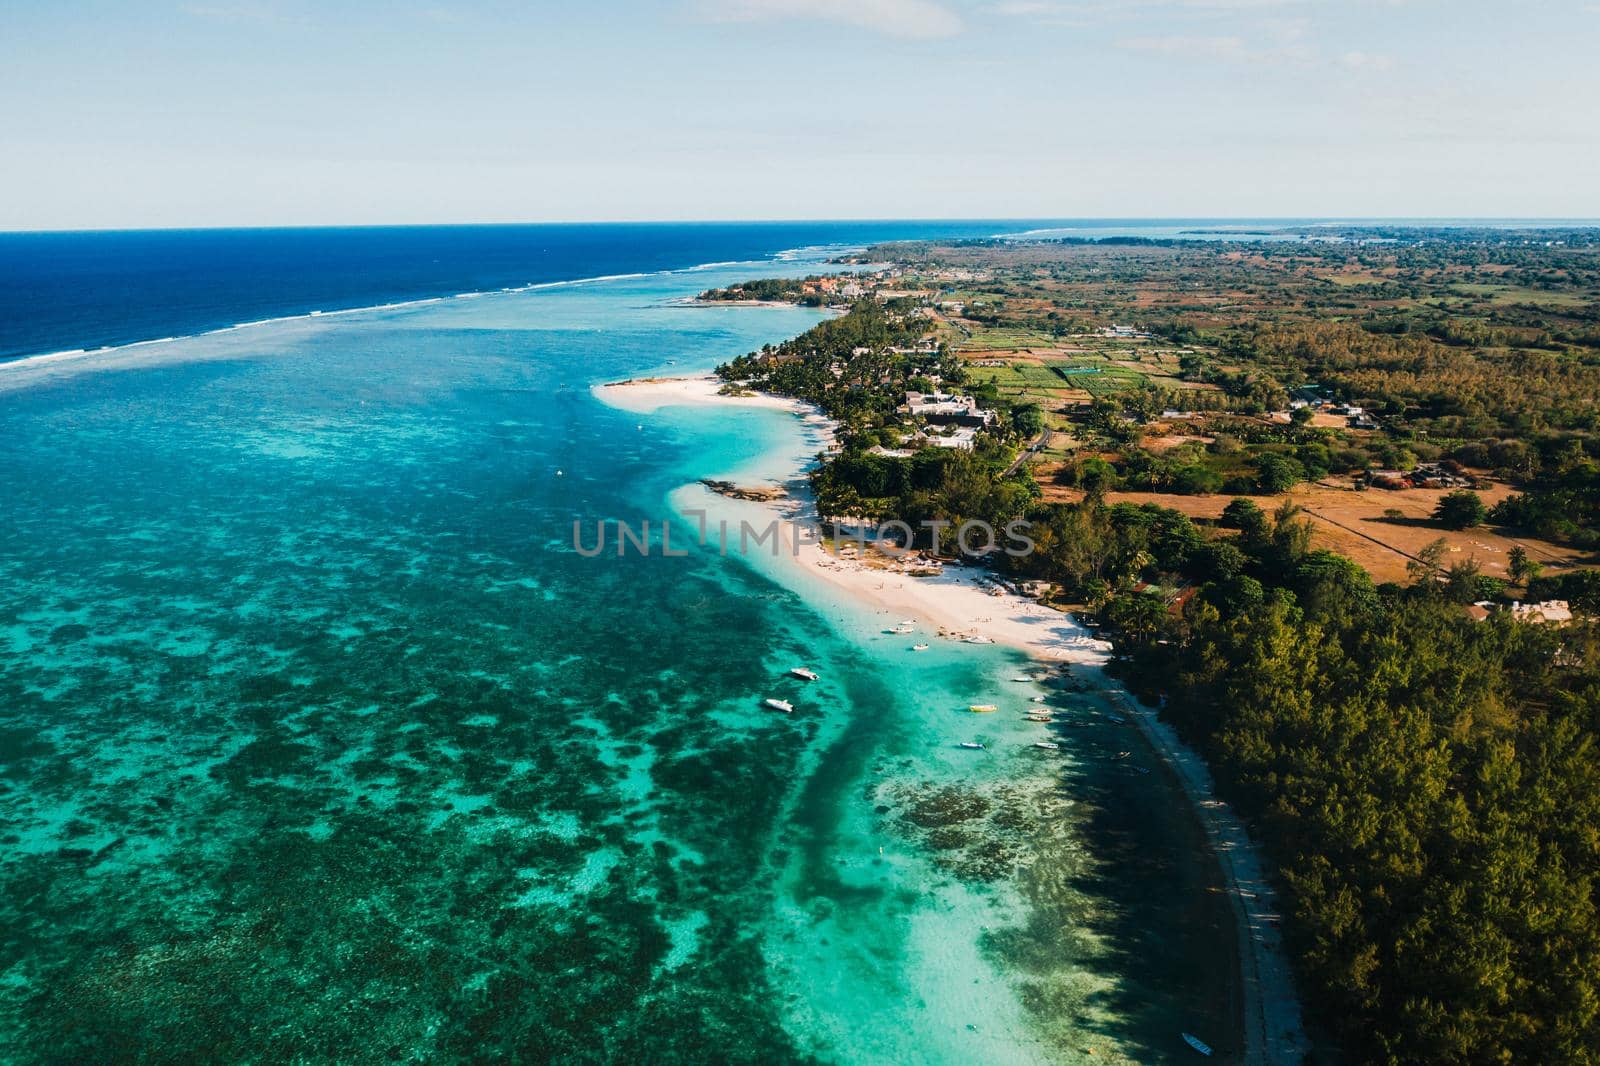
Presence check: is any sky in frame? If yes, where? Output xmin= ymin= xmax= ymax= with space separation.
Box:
xmin=2 ymin=0 xmax=1598 ymax=229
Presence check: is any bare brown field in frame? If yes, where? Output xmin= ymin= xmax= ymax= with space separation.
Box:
xmin=1038 ymin=479 xmax=1596 ymax=585
xmin=1267 ymin=410 xmax=1357 ymax=429
xmin=1142 ymin=433 xmax=1214 ymax=453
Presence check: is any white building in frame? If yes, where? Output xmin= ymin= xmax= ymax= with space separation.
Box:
xmin=1510 ymin=600 xmax=1573 ymax=624
xmin=902 ymin=392 xmax=995 ymax=426
xmin=926 ymin=427 xmax=979 ymax=450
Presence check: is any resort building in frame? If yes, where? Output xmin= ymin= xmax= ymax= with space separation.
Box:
xmin=1469 ymin=600 xmax=1574 ymax=624
xmin=902 ymin=391 xmax=995 ymax=427
xmin=925 ymin=427 xmax=979 ymax=450
xmin=1510 ymin=600 xmax=1574 ymax=624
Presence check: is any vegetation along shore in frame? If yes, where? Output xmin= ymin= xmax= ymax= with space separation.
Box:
xmin=700 ymin=227 xmax=1600 ymax=1065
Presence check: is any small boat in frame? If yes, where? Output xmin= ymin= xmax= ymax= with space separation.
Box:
xmin=1026 ymin=714 xmax=1053 ymax=723
xmin=1010 ymin=676 xmax=1034 ymax=683
xmin=1181 ymin=1032 xmax=1213 ymax=1057
xmin=912 ymin=644 xmax=930 ymax=652
xmin=969 ymin=704 xmax=999 ymax=714
xmin=1030 ymin=695 xmax=1048 ymax=703
xmin=1033 ymin=741 xmax=1061 ymax=751
xmin=763 ymin=698 xmax=794 ymax=714
xmin=958 ymin=741 xmax=986 ymax=750
xmin=1113 ymin=751 xmax=1132 ymax=760
xmin=898 ymin=619 xmax=916 ymax=627
xmin=1107 ymin=714 xmax=1127 ymax=725
xmin=964 ymin=635 xmax=994 ymax=645
xmin=789 ymin=668 xmax=819 ymax=682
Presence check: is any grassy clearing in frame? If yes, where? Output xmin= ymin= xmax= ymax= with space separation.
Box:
xmin=1445 ymin=283 xmax=1595 ymax=308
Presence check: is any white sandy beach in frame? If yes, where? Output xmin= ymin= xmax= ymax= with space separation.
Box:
xmin=596 ymin=374 xmax=817 ymax=416
xmin=788 ymin=535 xmax=1115 ymax=664
xmin=599 ymin=376 xmax=1113 ymax=663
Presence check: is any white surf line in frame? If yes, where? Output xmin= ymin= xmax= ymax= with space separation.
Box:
xmin=0 ymin=246 xmax=857 ymax=377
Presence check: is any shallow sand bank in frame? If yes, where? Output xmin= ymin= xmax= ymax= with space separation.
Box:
xmin=596 ymin=374 xmax=808 ymax=415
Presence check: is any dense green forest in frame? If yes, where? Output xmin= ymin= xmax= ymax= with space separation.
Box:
xmin=698 ymin=276 xmax=831 ymax=306
xmin=1111 ymin=503 xmax=1600 ymax=1064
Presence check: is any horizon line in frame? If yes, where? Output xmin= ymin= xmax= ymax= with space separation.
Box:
xmin=6 ymin=216 xmax=1600 ymax=237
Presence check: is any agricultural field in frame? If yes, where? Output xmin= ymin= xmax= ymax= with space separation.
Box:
xmin=952 ymin=327 xmax=1061 ymax=350
xmin=1057 ymin=365 xmax=1148 ymax=395
xmin=1036 ymin=479 xmax=1594 ymax=585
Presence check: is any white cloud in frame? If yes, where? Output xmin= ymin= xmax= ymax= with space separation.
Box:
xmin=1119 ymin=33 xmax=1250 ymax=57
xmin=703 ymin=0 xmax=965 ymax=39
xmin=1338 ymin=50 xmax=1396 ymax=70
xmin=993 ymin=0 xmax=1306 ymax=16
xmin=988 ymin=1 xmax=1060 ymax=14
xmin=1118 ymin=22 xmax=1395 ymax=70
xmin=182 ymin=1 xmax=285 ymax=23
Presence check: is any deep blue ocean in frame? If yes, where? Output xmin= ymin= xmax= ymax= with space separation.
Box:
xmin=10 ymin=218 xmax=1591 ymax=364
xmin=0 ymin=221 xmax=1068 ymax=362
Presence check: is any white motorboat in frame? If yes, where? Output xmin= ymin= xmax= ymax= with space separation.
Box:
xmin=789 ymin=668 xmax=819 ymax=681
xmin=763 ymin=698 xmax=794 ymax=714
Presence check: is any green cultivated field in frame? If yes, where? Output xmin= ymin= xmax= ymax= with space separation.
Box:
xmin=1053 ymin=364 xmax=1148 ymax=394
xmin=954 ymin=328 xmax=1060 ymax=350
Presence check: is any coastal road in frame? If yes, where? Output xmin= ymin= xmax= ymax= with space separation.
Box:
xmin=1088 ymin=673 xmax=1310 ymax=1066
xmin=1002 ymin=429 xmax=1050 ymax=478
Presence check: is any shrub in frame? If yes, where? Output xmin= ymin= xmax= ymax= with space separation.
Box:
xmin=1434 ymin=490 xmax=1487 ymax=529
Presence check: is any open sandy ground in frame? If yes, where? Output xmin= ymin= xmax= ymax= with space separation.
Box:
xmin=1042 ymin=481 xmax=1594 ymax=585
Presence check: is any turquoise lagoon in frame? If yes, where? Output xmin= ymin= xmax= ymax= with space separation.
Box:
xmin=0 ymin=261 xmax=1233 ymax=1062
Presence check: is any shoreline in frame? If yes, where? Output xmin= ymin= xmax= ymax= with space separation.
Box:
xmin=597 ymin=372 xmax=1309 ymax=1063
xmin=596 ymin=374 xmax=825 ymax=417
xmin=597 ymin=376 xmax=1115 ymax=667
